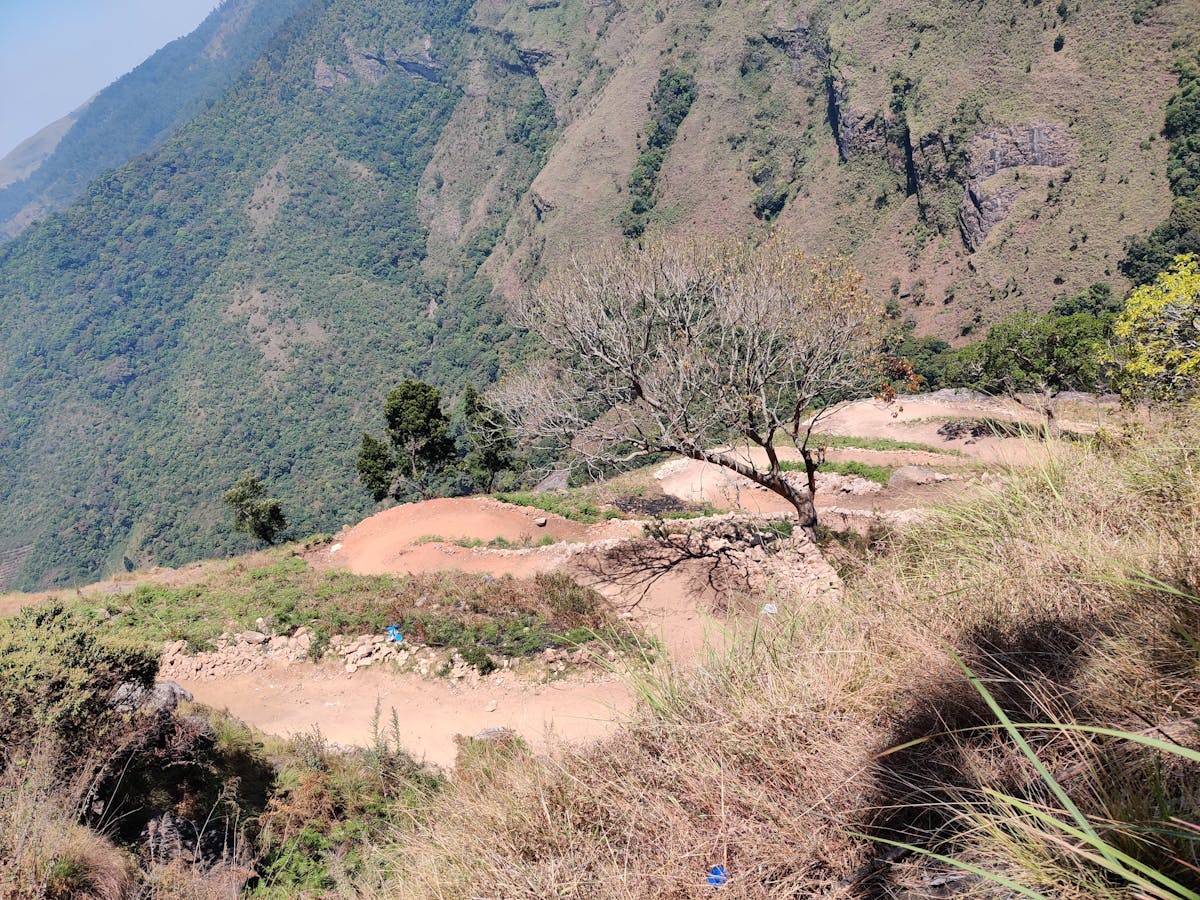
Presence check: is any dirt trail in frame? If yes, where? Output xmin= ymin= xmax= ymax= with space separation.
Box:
xmin=179 ymin=541 xmax=731 ymax=766
xmin=179 ymin=661 xmax=633 ymax=767
xmin=178 ymin=497 xmax=740 ymax=764
xmin=649 ymin=393 xmax=1092 ymax=518
xmin=327 ymin=496 xmax=642 ymax=577
xmin=816 ymin=394 xmax=1100 ymax=465
xmin=4 ymin=393 xmax=1071 ymax=768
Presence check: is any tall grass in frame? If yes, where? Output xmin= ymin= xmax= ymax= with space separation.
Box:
xmin=0 ymin=745 xmax=134 ymax=900
xmin=342 ymin=413 xmax=1200 ymax=897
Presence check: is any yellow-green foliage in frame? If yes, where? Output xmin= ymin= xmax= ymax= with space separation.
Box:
xmin=1112 ymin=254 xmax=1200 ymax=399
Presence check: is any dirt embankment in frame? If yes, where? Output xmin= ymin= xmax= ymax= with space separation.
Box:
xmin=4 ymin=392 xmax=1080 ymax=768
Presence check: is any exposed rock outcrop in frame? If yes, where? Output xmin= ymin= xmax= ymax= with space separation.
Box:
xmin=315 ymin=38 xmax=442 ymax=92
xmin=959 ymin=181 xmax=1020 ymax=251
xmin=958 ymin=122 xmax=1073 ymax=250
xmin=967 ymin=122 xmax=1073 ymax=178
xmin=314 ymin=57 xmax=352 ymax=91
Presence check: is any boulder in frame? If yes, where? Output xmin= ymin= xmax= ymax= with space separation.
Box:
xmin=888 ymin=466 xmax=950 ymax=488
xmin=111 ymin=680 xmax=193 ymax=714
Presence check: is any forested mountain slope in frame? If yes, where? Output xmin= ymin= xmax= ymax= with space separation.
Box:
xmin=0 ymin=0 xmax=311 ymax=240
xmin=0 ymin=0 xmax=1194 ymax=589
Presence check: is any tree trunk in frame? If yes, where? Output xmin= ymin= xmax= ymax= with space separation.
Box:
xmin=690 ymin=447 xmax=820 ymax=545
xmin=778 ymin=478 xmax=819 ymax=545
xmin=1040 ymin=388 xmax=1060 ymax=440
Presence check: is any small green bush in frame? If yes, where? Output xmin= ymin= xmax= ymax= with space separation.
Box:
xmin=458 ymin=646 xmax=497 ymax=675
xmin=536 ymin=572 xmax=600 ymax=625
xmin=0 ymin=603 xmax=157 ymax=753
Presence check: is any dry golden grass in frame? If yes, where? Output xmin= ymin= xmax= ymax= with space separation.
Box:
xmin=0 ymin=746 xmax=134 ymax=900
xmin=135 ymin=860 xmax=256 ymax=900
xmin=343 ymin=412 xmax=1200 ymax=897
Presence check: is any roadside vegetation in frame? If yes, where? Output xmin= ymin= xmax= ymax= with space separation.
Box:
xmin=491 ymin=491 xmax=621 ymax=524
xmin=40 ymin=553 xmax=637 ymax=665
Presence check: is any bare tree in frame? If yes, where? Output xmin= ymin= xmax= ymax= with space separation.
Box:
xmin=489 ymin=235 xmax=885 ymax=542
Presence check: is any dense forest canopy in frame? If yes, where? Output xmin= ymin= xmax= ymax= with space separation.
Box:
xmin=0 ymin=0 xmax=544 ymax=588
xmin=0 ymin=0 xmax=314 ymax=240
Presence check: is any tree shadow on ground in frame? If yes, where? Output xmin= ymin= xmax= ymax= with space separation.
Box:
xmin=570 ymin=521 xmax=790 ymax=612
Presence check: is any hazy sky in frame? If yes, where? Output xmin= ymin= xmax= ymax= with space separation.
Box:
xmin=0 ymin=0 xmax=220 ymax=157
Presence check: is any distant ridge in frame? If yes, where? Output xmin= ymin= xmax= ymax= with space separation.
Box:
xmin=0 ymin=101 xmax=90 ymax=190
xmin=0 ymin=0 xmax=312 ymax=240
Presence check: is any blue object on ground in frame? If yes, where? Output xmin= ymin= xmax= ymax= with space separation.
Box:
xmin=708 ymin=865 xmax=729 ymax=887
xmin=386 ymin=625 xmax=403 ymax=643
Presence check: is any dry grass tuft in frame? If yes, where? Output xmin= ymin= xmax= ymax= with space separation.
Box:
xmin=0 ymin=745 xmax=134 ymax=899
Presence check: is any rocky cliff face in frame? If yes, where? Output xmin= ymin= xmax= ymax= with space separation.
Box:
xmin=959 ymin=123 xmax=1075 ymax=250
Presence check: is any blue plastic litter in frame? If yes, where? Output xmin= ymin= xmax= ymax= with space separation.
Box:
xmin=707 ymin=865 xmax=729 ymax=887
xmin=385 ymin=625 xmax=404 ymax=643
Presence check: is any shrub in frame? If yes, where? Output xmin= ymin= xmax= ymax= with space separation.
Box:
xmin=620 ymin=69 xmax=697 ymax=236
xmin=0 ymin=603 xmax=157 ymax=754
xmin=535 ymin=571 xmax=600 ymax=626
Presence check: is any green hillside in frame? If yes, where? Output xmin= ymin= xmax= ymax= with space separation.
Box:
xmin=0 ymin=0 xmax=1196 ymax=589
xmin=0 ymin=0 xmax=545 ymax=588
xmin=0 ymin=0 xmax=312 ymax=240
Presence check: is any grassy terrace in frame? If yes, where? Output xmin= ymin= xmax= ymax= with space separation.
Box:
xmin=807 ymin=433 xmax=959 ymax=454
xmin=43 ymin=553 xmax=643 ymax=663
xmin=784 ymin=459 xmax=896 ymax=485
xmin=492 ymin=491 xmax=623 ymax=523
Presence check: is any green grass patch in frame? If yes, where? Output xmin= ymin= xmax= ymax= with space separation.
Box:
xmin=50 ymin=554 xmax=643 ymax=665
xmin=416 ymin=534 xmax=558 ymax=549
xmin=782 ymin=459 xmax=895 ymax=485
xmin=494 ymin=491 xmax=622 ymax=524
xmin=808 ymin=433 xmax=957 ymax=454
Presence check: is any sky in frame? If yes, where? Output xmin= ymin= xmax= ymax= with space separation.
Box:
xmin=0 ymin=0 xmax=220 ymax=157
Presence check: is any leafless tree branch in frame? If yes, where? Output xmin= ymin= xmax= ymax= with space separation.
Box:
xmin=491 ymin=235 xmax=885 ymax=541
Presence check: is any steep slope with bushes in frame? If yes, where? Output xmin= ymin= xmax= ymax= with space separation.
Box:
xmin=0 ymin=0 xmax=1195 ymax=588
xmin=0 ymin=0 xmax=548 ymax=588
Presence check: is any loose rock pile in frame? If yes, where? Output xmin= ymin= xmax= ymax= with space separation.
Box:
xmin=814 ymin=470 xmax=883 ymax=495
xmin=631 ymin=515 xmax=842 ymax=604
xmin=160 ymin=626 xmax=316 ymax=680
xmin=330 ymin=633 xmax=416 ymax=674
xmin=158 ymin=623 xmax=595 ymax=684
